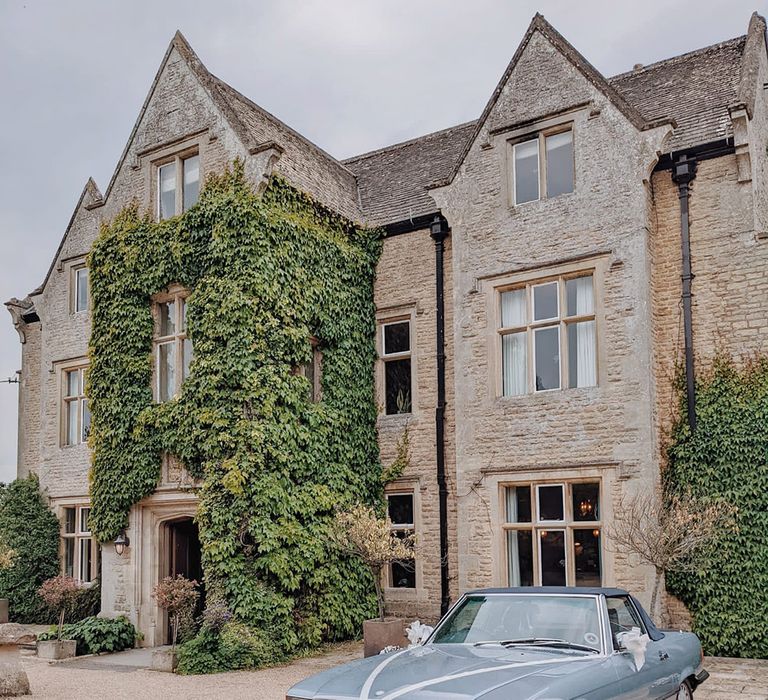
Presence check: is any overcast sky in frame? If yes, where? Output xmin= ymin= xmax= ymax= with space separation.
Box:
xmin=0 ymin=0 xmax=761 ymax=483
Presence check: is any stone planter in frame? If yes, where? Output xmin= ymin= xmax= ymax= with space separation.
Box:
xmin=36 ymin=639 xmax=77 ymax=660
xmin=151 ymin=647 xmax=178 ymax=673
xmin=0 ymin=623 xmax=35 ymax=697
xmin=0 ymin=600 xmax=8 ymax=625
xmin=363 ymin=618 xmax=405 ymax=657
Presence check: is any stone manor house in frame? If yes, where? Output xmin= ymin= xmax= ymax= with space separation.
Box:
xmin=6 ymin=13 xmax=768 ymax=645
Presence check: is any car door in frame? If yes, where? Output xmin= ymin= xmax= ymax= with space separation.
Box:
xmin=607 ymin=596 xmax=679 ymax=700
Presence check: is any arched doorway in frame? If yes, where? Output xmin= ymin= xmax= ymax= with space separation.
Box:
xmin=161 ymin=517 xmax=204 ymax=643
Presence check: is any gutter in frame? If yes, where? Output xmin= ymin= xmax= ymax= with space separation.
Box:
xmin=670 ymin=155 xmax=698 ymax=432
xmin=429 ymin=215 xmax=451 ymax=617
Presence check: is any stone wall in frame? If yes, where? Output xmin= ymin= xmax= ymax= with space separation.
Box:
xmin=374 ymin=229 xmax=456 ymax=623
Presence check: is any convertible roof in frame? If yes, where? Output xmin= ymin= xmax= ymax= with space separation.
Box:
xmin=468 ymin=587 xmax=630 ymax=597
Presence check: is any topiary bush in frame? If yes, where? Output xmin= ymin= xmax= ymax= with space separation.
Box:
xmin=0 ymin=475 xmax=60 ymax=622
xmin=666 ymin=355 xmax=768 ymax=658
xmin=37 ymin=615 xmax=138 ymax=656
xmin=87 ymin=162 xmax=382 ymax=661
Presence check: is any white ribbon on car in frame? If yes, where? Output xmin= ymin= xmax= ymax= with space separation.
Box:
xmin=359 ymin=653 xmax=602 ymax=700
xmin=405 ymin=620 xmax=433 ymax=646
xmin=615 ymin=627 xmax=651 ymax=671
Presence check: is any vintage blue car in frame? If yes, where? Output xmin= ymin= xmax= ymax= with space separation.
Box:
xmin=286 ymin=587 xmax=709 ymax=700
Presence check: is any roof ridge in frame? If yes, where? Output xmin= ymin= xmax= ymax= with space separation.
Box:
xmin=609 ymin=34 xmax=747 ymax=81
xmin=211 ymin=75 xmax=357 ymax=179
xmin=342 ymin=120 xmax=478 ymax=164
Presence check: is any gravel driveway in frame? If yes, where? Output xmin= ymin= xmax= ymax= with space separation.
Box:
xmin=21 ymin=643 xmax=768 ymax=699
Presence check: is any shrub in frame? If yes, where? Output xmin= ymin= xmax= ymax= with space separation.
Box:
xmin=153 ymin=575 xmax=199 ymax=649
xmin=38 ymin=615 xmax=138 ymax=655
xmin=176 ymin=621 xmax=276 ymax=675
xmin=64 ymin=578 xmax=101 ymax=623
xmin=0 ymin=475 xmax=60 ymax=622
xmin=38 ymin=576 xmax=81 ymax=639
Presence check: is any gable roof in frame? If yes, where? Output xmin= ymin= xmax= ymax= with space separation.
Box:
xmin=344 ymin=19 xmax=756 ymax=226
xmin=342 ymin=121 xmax=477 ymax=227
xmin=609 ymin=35 xmax=747 ymax=152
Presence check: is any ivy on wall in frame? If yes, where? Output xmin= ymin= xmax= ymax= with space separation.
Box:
xmin=88 ymin=162 xmax=382 ymax=653
xmin=666 ymin=355 xmax=768 ymax=658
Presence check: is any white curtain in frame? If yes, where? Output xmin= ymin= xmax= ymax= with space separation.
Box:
xmin=502 ymin=289 xmax=527 ymax=396
xmin=573 ymin=277 xmax=596 ymax=387
xmin=506 ymin=489 xmax=521 ymax=586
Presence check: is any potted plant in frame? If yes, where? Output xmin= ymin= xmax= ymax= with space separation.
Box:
xmin=151 ymin=575 xmax=199 ymax=672
xmin=36 ymin=576 xmax=80 ymax=659
xmin=0 ymin=536 xmax=15 ymax=624
xmin=334 ymin=505 xmax=415 ymax=656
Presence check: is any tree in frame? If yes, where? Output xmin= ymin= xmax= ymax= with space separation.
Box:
xmin=333 ymin=505 xmax=415 ymax=620
xmin=607 ymin=489 xmax=736 ymax=624
xmin=153 ymin=575 xmax=199 ymax=650
xmin=38 ymin=576 xmax=81 ymax=640
xmin=0 ymin=475 xmax=60 ymax=622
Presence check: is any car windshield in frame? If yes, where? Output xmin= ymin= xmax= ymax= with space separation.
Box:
xmin=431 ymin=594 xmax=603 ymax=653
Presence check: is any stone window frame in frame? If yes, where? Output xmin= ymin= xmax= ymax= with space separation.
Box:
xmin=509 ymin=123 xmax=575 ymax=206
xmin=152 ymin=285 xmax=192 ymax=403
xmin=383 ymin=480 xmax=423 ymax=600
xmin=499 ymin=477 xmax=603 ymax=588
xmin=59 ymin=502 xmax=100 ymax=585
xmin=376 ymin=307 xmax=417 ymax=419
xmin=141 ymin=132 xmax=206 ymax=221
xmin=483 ymin=255 xmax=608 ymax=402
xmin=70 ymin=260 xmax=89 ymax=315
xmin=59 ymin=359 xmax=90 ymax=448
xmin=385 ymin=490 xmax=417 ymax=589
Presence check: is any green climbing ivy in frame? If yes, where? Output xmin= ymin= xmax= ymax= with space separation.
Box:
xmin=87 ymin=162 xmax=382 ymax=656
xmin=666 ymin=355 xmax=768 ymax=658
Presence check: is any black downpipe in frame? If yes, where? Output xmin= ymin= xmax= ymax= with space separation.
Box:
xmin=430 ymin=215 xmax=451 ymax=617
xmin=671 ymin=155 xmax=698 ymax=432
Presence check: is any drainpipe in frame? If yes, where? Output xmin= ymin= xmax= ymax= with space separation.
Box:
xmin=429 ymin=215 xmax=451 ymax=617
xmin=671 ymin=155 xmax=698 ymax=432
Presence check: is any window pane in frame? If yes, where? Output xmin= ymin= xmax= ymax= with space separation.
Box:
xmin=502 ymin=332 xmax=527 ymax=396
xmin=533 ymin=282 xmax=558 ymax=321
xmin=507 ymin=530 xmax=534 ymax=586
xmin=385 ymin=358 xmax=411 ymax=414
xmin=505 ymin=486 xmax=531 ymax=523
xmin=572 ymin=483 xmax=600 ymax=521
xmin=383 ymin=322 xmax=410 ymax=355
xmin=183 ymin=155 xmax=200 ymax=211
xmin=574 ymin=529 xmax=601 ymax=587
xmin=606 ymin=597 xmax=646 ymax=635
xmin=81 ymin=399 xmax=91 ymax=442
xmin=180 ymin=298 xmax=187 ymax=331
xmin=158 ymin=342 xmax=176 ymax=402
xmin=79 ymin=508 xmax=91 ymax=534
xmin=66 ymin=400 xmax=78 ymax=446
xmin=568 ymin=321 xmax=596 ymax=388
xmin=64 ymin=538 xmax=75 ymax=578
xmin=539 ymin=530 xmax=566 ymax=585
xmin=64 ymin=508 xmax=76 ymax=534
xmin=159 ymin=301 xmax=176 ymax=337
xmin=75 ymin=268 xmax=88 ymax=312
xmin=514 ymin=138 xmax=539 ymax=204
xmin=391 ymin=559 xmax=416 ymax=589
xmin=501 ymin=288 xmax=526 ymax=327
xmin=182 ymin=338 xmax=193 ymax=381
xmin=538 ymin=485 xmax=564 ymax=521
xmin=566 ymin=275 xmax=593 ymax=317
xmin=159 ymin=163 xmax=176 ymax=220
xmin=388 ymin=494 xmax=414 ymax=525
xmin=545 ymin=130 xmax=574 ymax=197
xmin=79 ymin=538 xmax=93 ymax=583
xmin=66 ymin=370 xmax=80 ymax=397
xmin=534 ymin=326 xmax=560 ymax=391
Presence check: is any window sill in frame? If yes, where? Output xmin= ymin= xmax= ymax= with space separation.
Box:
xmin=377 ymin=413 xmax=418 ymax=431
xmin=496 ymin=385 xmax=598 ymax=403
xmin=510 ymin=190 xmax=576 ymax=211
xmin=383 ymin=586 xmax=420 ymax=600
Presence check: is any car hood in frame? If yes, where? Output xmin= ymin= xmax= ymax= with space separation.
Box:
xmin=288 ymin=644 xmax=612 ymax=700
